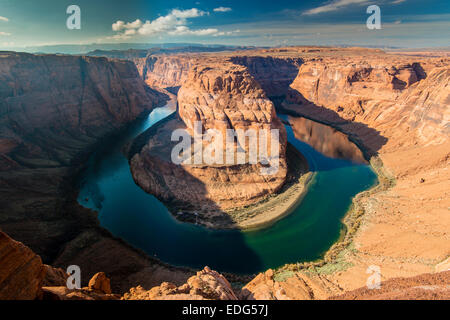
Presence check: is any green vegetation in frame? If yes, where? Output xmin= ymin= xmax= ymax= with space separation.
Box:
xmin=273 ymin=270 xmax=296 ymax=282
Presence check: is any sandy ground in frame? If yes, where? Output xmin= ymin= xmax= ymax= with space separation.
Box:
xmin=323 ymin=141 xmax=450 ymax=292
xmin=236 ymin=172 xmax=314 ymax=230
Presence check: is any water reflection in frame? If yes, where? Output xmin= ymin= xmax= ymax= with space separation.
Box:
xmin=288 ymin=116 xmax=366 ymax=164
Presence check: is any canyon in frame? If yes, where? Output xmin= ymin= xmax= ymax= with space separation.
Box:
xmin=0 ymin=46 xmax=449 ymax=299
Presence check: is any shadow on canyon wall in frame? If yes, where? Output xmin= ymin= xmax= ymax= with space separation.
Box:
xmin=229 ymin=55 xmax=388 ymax=158
xmin=139 ymin=168 xmax=266 ymax=274
xmin=285 ymin=116 xmax=368 ymax=166
xmin=165 ymin=86 xmax=182 ymax=95
xmin=229 ymin=56 xmax=303 ymax=99
xmin=392 ymin=62 xmax=427 ymax=90
xmin=167 ymin=173 xmax=266 ymax=274
xmin=279 ymin=89 xmax=389 ymax=159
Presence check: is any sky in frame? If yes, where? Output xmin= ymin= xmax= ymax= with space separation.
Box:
xmin=0 ymin=0 xmax=449 ymax=50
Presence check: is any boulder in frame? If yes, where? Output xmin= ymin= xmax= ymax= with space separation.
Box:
xmin=88 ymin=272 xmax=112 ymax=294
xmin=0 ymin=231 xmax=45 ymax=300
xmin=123 ymin=266 xmax=237 ymax=300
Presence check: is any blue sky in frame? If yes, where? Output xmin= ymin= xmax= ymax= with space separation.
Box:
xmin=0 ymin=0 xmax=449 ymax=49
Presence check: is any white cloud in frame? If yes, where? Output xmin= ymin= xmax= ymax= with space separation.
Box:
xmin=168 ymin=26 xmax=219 ymax=36
xmin=124 ymin=29 xmax=137 ymax=36
xmin=112 ymin=19 xmax=143 ymax=31
xmin=213 ymin=29 xmax=241 ymax=36
xmin=108 ymin=34 xmax=130 ymax=40
xmin=303 ymin=0 xmax=406 ymax=15
xmin=112 ymin=21 xmax=124 ymax=31
xmin=303 ymin=0 xmax=369 ymax=15
xmin=0 ymin=31 xmax=11 ymax=36
xmin=110 ymin=8 xmax=232 ymax=39
xmin=171 ymin=8 xmax=207 ymax=18
xmin=0 ymin=16 xmax=9 ymax=22
xmin=213 ymin=7 xmax=232 ymax=12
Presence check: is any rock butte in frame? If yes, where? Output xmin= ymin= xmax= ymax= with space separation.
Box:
xmin=0 ymin=46 xmax=448 ymax=298
xmin=129 ymin=59 xmax=289 ymax=227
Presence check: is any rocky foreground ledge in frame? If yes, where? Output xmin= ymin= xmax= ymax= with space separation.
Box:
xmin=1 ymin=231 xmax=448 ymax=300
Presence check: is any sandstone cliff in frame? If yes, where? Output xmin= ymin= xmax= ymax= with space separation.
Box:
xmin=0 ymin=52 xmax=197 ymax=293
xmin=135 ymin=54 xmax=195 ymax=90
xmin=0 ymin=231 xmax=121 ymax=300
xmin=285 ymin=55 xmax=448 ymax=151
xmin=0 ymin=231 xmax=233 ymax=300
xmin=153 ymin=47 xmax=448 ymax=296
xmin=0 ymin=52 xmax=163 ymax=258
xmin=240 ymin=266 xmax=450 ymax=300
xmin=0 ymin=51 xmax=162 ymax=172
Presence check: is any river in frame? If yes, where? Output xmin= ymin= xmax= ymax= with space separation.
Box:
xmin=77 ymin=101 xmax=377 ymax=274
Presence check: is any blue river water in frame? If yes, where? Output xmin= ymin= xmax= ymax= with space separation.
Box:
xmin=77 ymin=103 xmax=377 ymax=274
